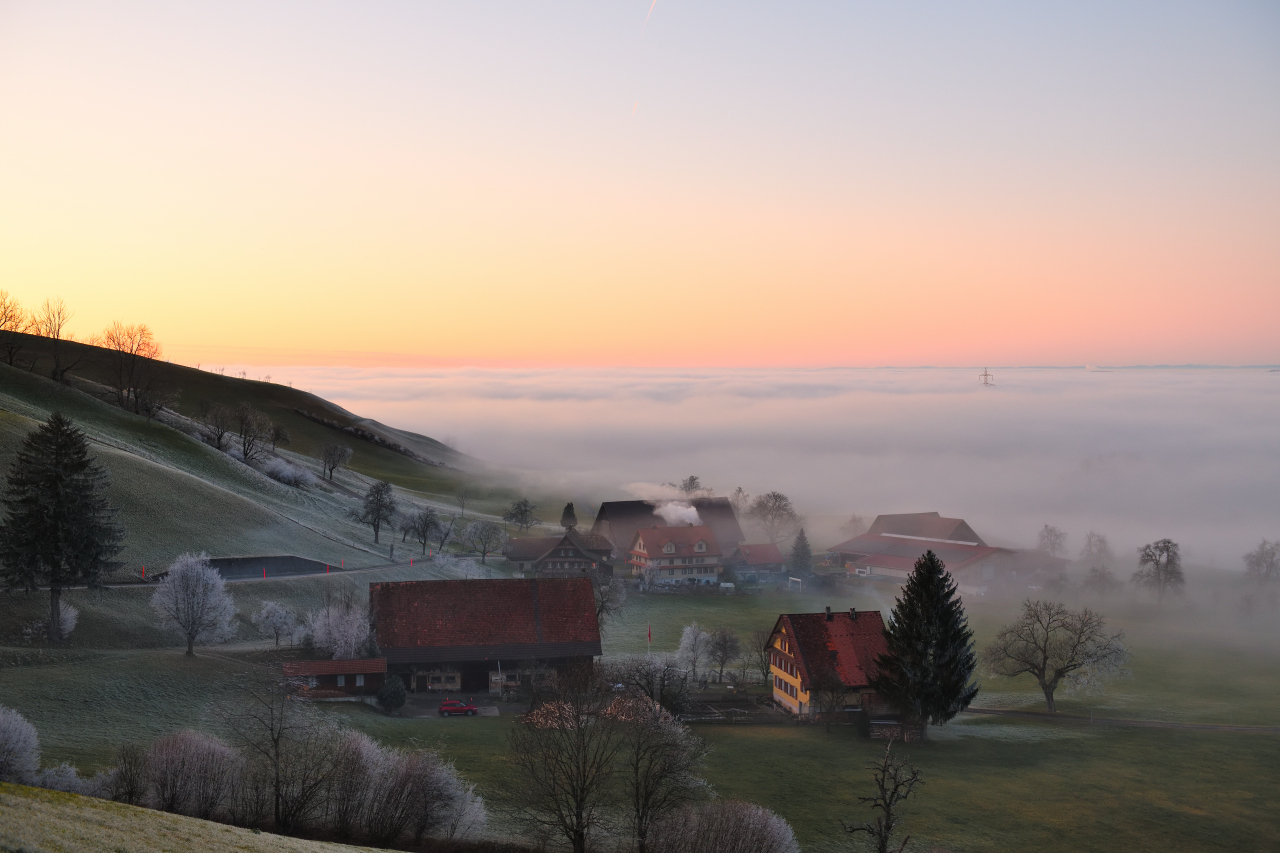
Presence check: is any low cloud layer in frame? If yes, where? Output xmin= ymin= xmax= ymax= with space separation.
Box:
xmin=240 ymin=365 xmax=1280 ymax=567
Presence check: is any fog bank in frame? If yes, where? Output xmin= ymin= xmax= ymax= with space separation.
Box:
xmin=237 ymin=366 xmax=1278 ymax=566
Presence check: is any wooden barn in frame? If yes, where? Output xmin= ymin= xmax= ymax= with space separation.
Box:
xmin=282 ymin=658 xmax=387 ymax=697
xmin=369 ymin=577 xmax=602 ymax=695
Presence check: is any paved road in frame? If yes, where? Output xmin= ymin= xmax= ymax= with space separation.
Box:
xmin=963 ymin=707 xmax=1280 ymax=734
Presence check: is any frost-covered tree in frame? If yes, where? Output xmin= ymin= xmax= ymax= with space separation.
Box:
xmin=463 ymin=520 xmax=507 ymax=564
xmin=677 ymin=623 xmax=711 ymax=682
xmin=150 ymin=553 xmax=236 ymax=656
xmin=0 ymin=705 xmax=40 ymax=784
xmin=252 ymin=601 xmax=297 ymax=646
xmin=321 ymin=444 xmax=353 ymax=480
xmin=0 ymin=413 xmax=124 ymax=642
xmin=307 ymin=596 xmax=373 ymax=660
xmin=649 ymin=801 xmax=798 ymax=853
xmin=707 ymin=626 xmax=741 ymax=682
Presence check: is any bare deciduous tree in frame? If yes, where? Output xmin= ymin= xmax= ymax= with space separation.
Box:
xmin=32 ymin=297 xmax=81 ymax=381
xmin=748 ymin=492 xmax=801 ymax=545
xmin=464 ymin=519 xmax=507 ymax=564
xmin=707 ymin=626 xmax=741 ymax=683
xmin=146 ymin=730 xmax=237 ymax=818
xmin=94 ymin=321 xmax=162 ymax=412
xmin=842 ymin=739 xmax=923 ymax=853
xmin=593 ymin=576 xmax=628 ymax=634
xmin=504 ymin=670 xmax=623 ymax=853
xmin=1079 ymin=531 xmax=1113 ymax=567
xmin=432 ymin=513 xmax=458 ymax=556
xmin=1037 ymin=524 xmax=1066 ymax=557
xmin=401 ymin=507 xmax=440 ymax=554
xmin=504 ymin=498 xmax=541 ymax=534
xmin=202 ymin=404 xmax=235 ymax=451
xmin=454 ymin=486 xmax=473 ymax=519
xmin=357 ymin=481 xmax=397 ymax=544
xmin=235 ymin=404 xmax=273 ymax=464
xmin=1133 ymin=539 xmax=1185 ymax=604
xmin=604 ymin=655 xmax=693 ymax=717
xmin=321 ymin=444 xmax=353 ymax=480
xmin=107 ymin=742 xmax=148 ymax=806
xmin=0 ymin=290 xmax=32 ymax=367
xmin=610 ymin=693 xmax=708 ymax=853
xmin=149 ymin=553 xmax=236 ymax=656
xmin=749 ymin=627 xmax=774 ymax=686
xmin=983 ymin=599 xmax=1128 ymax=712
xmin=1244 ymin=539 xmax=1279 ymax=583
xmin=729 ymin=487 xmax=752 ymax=517
xmin=1082 ymin=566 xmax=1122 ymax=599
xmin=269 ymin=424 xmax=290 ymax=451
xmin=840 ymin=513 xmax=868 ymax=538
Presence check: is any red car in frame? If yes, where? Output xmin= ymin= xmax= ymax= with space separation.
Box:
xmin=438 ymin=699 xmax=478 ymax=717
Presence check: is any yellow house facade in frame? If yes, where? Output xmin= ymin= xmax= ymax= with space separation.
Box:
xmin=766 ymin=608 xmax=891 ymax=720
xmin=768 ymin=624 xmax=811 ymax=715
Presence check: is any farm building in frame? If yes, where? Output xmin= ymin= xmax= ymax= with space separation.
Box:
xmin=827 ymin=512 xmax=1066 ymax=592
xmin=627 ymin=524 xmax=725 ymax=586
xmin=591 ymin=498 xmax=746 ymax=562
xmin=282 ymin=658 xmax=386 ymax=697
xmin=369 ymin=577 xmax=602 ymax=694
xmin=726 ymin=542 xmax=786 ymax=580
xmin=766 ymin=607 xmax=891 ymax=720
xmin=503 ymin=529 xmax=615 ymax=578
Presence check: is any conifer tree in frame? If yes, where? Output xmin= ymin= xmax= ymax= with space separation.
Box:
xmin=870 ymin=550 xmax=978 ymax=736
xmin=0 ymin=413 xmax=124 ymax=642
xmin=560 ymin=502 xmax=578 ymax=530
xmin=788 ymin=528 xmax=813 ymax=575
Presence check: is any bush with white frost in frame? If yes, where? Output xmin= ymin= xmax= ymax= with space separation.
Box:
xmin=34 ymin=762 xmax=87 ymax=794
xmin=146 ymin=730 xmax=238 ymax=818
xmin=252 ymin=601 xmax=297 ymax=646
xmin=307 ymin=600 xmax=373 ymax=660
xmin=649 ymin=801 xmax=799 ymax=853
xmin=260 ymin=457 xmax=317 ymax=488
xmin=150 ymin=553 xmax=237 ymax=656
xmin=0 ymin=705 xmax=40 ymax=784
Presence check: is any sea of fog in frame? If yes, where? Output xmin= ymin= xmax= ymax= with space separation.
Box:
xmin=239 ymin=365 xmax=1279 ymax=568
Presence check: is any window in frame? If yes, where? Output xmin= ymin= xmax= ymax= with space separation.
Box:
xmin=695 ymin=557 xmax=704 ymax=564
xmin=663 ymin=542 xmax=675 ymax=554
xmin=695 ymin=541 xmax=706 ymax=553
xmin=356 ymin=674 xmax=365 ymax=687
xmin=307 ymin=676 xmax=317 ymax=688
xmin=337 ymin=675 xmax=346 ymax=687
xmin=682 ymin=567 xmax=693 ymax=575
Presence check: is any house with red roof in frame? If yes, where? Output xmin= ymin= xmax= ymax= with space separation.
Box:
xmin=766 ymin=607 xmax=891 ymax=720
xmin=282 ymin=658 xmax=387 ymax=698
xmin=369 ymin=577 xmax=602 ymax=695
xmin=828 ymin=512 xmax=1065 ymax=592
xmin=627 ymin=525 xmax=725 ymax=586
xmin=726 ymin=543 xmax=786 ymax=581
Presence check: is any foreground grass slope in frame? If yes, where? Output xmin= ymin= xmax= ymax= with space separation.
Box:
xmin=0 ymin=782 xmax=380 ymax=853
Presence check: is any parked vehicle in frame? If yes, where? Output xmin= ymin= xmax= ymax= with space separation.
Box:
xmin=439 ymin=699 xmax=478 ymax=717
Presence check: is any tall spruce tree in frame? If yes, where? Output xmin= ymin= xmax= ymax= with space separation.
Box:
xmin=0 ymin=413 xmax=124 ymax=642
xmin=788 ymin=528 xmax=813 ymax=575
xmin=870 ymin=550 xmax=978 ymax=737
xmin=560 ymin=502 xmax=578 ymax=530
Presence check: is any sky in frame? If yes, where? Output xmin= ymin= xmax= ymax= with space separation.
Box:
xmin=2 ymin=1 xmax=1278 ymax=367
xmin=242 ymin=364 xmax=1279 ymax=565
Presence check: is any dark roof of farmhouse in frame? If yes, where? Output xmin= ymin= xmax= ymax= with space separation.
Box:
xmin=829 ymin=533 xmax=1002 ymax=572
xmin=282 ymin=658 xmax=387 ymax=677
xmin=591 ymin=497 xmax=746 ymax=557
xmin=772 ymin=610 xmax=889 ymax=691
xmin=862 ymin=512 xmax=986 ymax=546
xmin=504 ymin=530 xmax=613 ymax=563
xmin=369 ymin=578 xmax=602 ymax=665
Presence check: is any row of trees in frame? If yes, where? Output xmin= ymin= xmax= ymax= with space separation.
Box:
xmin=0 ymin=691 xmax=484 ymax=845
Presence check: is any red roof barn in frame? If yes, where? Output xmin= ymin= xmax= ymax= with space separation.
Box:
xmin=369 ymin=578 xmax=602 ymax=694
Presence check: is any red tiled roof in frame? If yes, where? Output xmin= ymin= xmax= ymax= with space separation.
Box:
xmin=630 ymin=525 xmax=722 ymax=559
xmin=863 ymin=512 xmax=986 ymax=546
xmin=828 ymin=533 xmax=1002 ymax=571
xmin=282 ymin=658 xmax=387 ymax=677
xmin=736 ymin=543 xmax=784 ymax=566
xmin=370 ymin=578 xmax=601 ymax=650
xmin=772 ymin=610 xmax=889 ymax=690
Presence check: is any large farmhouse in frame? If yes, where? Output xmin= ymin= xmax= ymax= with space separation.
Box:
xmin=627 ymin=524 xmax=725 ymax=586
xmin=828 ymin=512 xmax=1065 ymax=592
xmin=503 ymin=529 xmax=614 ymax=578
xmin=591 ymin=498 xmax=746 ymax=563
xmin=369 ymin=578 xmax=602 ymax=695
xmin=766 ymin=607 xmax=891 ymax=719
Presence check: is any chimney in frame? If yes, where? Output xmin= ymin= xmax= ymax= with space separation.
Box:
xmin=825 ymin=606 xmax=832 ymax=621
xmin=850 ymin=607 xmax=857 ymax=621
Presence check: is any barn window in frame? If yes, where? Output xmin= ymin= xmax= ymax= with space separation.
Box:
xmin=356 ymin=674 xmax=365 ymax=687
xmin=307 ymin=676 xmax=317 ymax=688
xmin=337 ymin=675 xmax=346 ymax=687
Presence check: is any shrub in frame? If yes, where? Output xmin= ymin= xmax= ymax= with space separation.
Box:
xmin=35 ymin=762 xmax=86 ymax=794
xmin=147 ymin=730 xmax=237 ymax=817
xmin=107 ymin=742 xmax=148 ymax=805
xmin=260 ymin=457 xmax=317 ymax=488
xmin=0 ymin=705 xmax=39 ymax=784
xmin=649 ymin=801 xmax=799 ymax=853
xmin=377 ymin=675 xmax=407 ymax=715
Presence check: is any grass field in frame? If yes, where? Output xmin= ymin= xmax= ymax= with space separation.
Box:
xmin=3 ymin=579 xmax=1278 ymax=852
xmin=0 ymin=782 xmax=381 ymax=853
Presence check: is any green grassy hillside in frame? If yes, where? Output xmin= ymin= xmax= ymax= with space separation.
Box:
xmin=0 ymin=782 xmax=381 ymax=853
